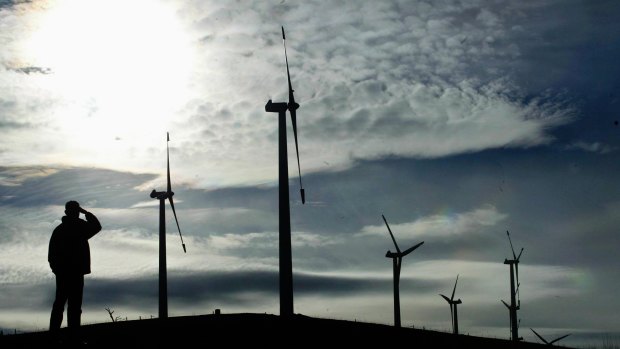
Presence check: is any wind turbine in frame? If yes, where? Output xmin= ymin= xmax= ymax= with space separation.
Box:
xmin=382 ymin=214 xmax=424 ymax=328
xmin=439 ymin=274 xmax=462 ymax=335
xmin=530 ymin=328 xmax=571 ymax=346
xmin=264 ymin=26 xmax=306 ymax=317
xmin=501 ymin=230 xmax=523 ymax=341
xmin=149 ymin=132 xmax=187 ymax=319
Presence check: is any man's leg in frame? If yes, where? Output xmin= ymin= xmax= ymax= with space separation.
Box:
xmin=49 ymin=274 xmax=68 ymax=331
xmin=67 ymin=274 xmax=84 ymax=328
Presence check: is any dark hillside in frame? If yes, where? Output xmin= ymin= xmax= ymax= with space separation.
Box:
xmin=0 ymin=313 xmax=573 ymax=349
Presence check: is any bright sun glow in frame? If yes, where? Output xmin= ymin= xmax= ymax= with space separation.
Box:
xmin=22 ymin=0 xmax=194 ymax=156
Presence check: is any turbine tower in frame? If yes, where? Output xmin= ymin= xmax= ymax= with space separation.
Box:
xmin=382 ymin=214 xmax=424 ymax=328
xmin=439 ymin=274 xmax=462 ymax=335
xmin=264 ymin=26 xmax=306 ymax=317
xmin=530 ymin=328 xmax=571 ymax=346
xmin=501 ymin=230 xmax=523 ymax=341
xmin=150 ymin=132 xmax=187 ymax=319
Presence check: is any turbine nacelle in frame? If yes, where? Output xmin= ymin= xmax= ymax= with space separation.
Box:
xmin=386 ymin=241 xmax=425 ymax=259
xmin=440 ymin=275 xmax=462 ymax=305
xmin=265 ymin=100 xmax=288 ymax=113
xmin=288 ymin=101 xmax=300 ymax=111
xmin=440 ymin=294 xmax=461 ymax=305
xmin=150 ymin=189 xmax=173 ymax=199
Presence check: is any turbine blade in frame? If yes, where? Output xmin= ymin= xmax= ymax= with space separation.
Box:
xmin=530 ymin=328 xmax=549 ymax=344
xmin=517 ymin=247 xmax=524 ymax=261
xmin=166 ymin=132 xmax=171 ymax=194
xmin=451 ymin=274 xmax=459 ymax=301
xmin=439 ymin=294 xmax=451 ymax=303
xmin=168 ymin=196 xmax=186 ymax=253
xmin=282 ymin=26 xmax=295 ymax=107
xmin=501 ymin=300 xmax=510 ymax=309
xmin=382 ymin=214 xmax=401 ymax=253
xmin=550 ymin=334 xmax=571 ymax=344
xmin=507 ymin=230 xmax=516 ymax=260
xmin=282 ymin=26 xmax=304 ymax=204
xmin=290 ymin=108 xmax=305 ymax=204
xmin=401 ymin=241 xmax=424 ymax=257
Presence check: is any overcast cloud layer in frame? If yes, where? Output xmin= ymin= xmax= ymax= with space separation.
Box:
xmin=0 ymin=0 xmax=578 ymax=187
xmin=1 ymin=1 xmax=619 ymax=347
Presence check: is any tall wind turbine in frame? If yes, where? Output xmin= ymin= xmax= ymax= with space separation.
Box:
xmin=382 ymin=214 xmax=424 ymax=328
xmin=264 ymin=26 xmax=306 ymax=317
xmin=439 ymin=274 xmax=462 ymax=335
xmin=502 ymin=230 xmax=523 ymax=341
xmin=530 ymin=328 xmax=571 ymax=346
xmin=149 ymin=132 xmax=187 ymax=319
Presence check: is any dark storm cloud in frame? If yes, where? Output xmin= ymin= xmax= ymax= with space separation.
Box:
xmin=0 ymin=280 xmax=51 ymax=311
xmin=76 ymin=270 xmax=442 ymax=308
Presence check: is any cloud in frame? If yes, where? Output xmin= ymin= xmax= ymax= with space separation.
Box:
xmin=0 ymin=0 xmax=576 ymax=188
xmin=0 ymin=0 xmax=31 ymax=10
xmin=6 ymin=66 xmax=51 ymax=75
xmin=359 ymin=205 xmax=507 ymax=240
xmin=0 ymin=166 xmax=156 ymax=208
xmin=564 ymin=141 xmax=616 ymax=154
xmin=166 ymin=0 xmax=576 ymax=187
xmin=0 ymin=166 xmax=60 ymax=186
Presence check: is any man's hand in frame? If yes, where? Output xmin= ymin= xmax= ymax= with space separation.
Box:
xmin=79 ymin=207 xmax=88 ymax=215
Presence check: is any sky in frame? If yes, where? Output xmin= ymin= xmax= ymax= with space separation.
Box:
xmin=0 ymin=0 xmax=619 ymax=346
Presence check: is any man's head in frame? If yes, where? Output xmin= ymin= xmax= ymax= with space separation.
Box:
xmin=65 ymin=200 xmax=81 ymax=218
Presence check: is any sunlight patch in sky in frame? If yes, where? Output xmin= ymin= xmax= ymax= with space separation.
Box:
xmin=16 ymin=0 xmax=195 ymax=169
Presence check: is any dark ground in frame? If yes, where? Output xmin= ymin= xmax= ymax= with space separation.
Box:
xmin=0 ymin=313 xmax=572 ymax=348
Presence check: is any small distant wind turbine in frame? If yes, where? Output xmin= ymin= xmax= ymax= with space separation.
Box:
xmin=150 ymin=132 xmax=187 ymax=319
xmin=502 ymin=230 xmax=523 ymax=341
xmin=530 ymin=328 xmax=571 ymax=346
xmin=439 ymin=274 xmax=462 ymax=335
xmin=382 ymin=214 xmax=424 ymax=328
xmin=264 ymin=26 xmax=306 ymax=317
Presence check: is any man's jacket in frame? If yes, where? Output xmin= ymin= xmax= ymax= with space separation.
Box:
xmin=48 ymin=212 xmax=102 ymax=275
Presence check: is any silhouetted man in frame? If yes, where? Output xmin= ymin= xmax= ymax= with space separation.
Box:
xmin=48 ymin=201 xmax=102 ymax=336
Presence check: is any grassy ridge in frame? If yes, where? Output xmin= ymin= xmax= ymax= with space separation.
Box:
xmin=0 ymin=313 xmax=567 ymax=348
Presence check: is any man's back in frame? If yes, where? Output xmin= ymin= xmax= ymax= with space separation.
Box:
xmin=48 ymin=212 xmax=101 ymax=275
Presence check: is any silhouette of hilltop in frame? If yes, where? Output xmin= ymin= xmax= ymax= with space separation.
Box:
xmin=0 ymin=313 xmax=573 ymax=348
